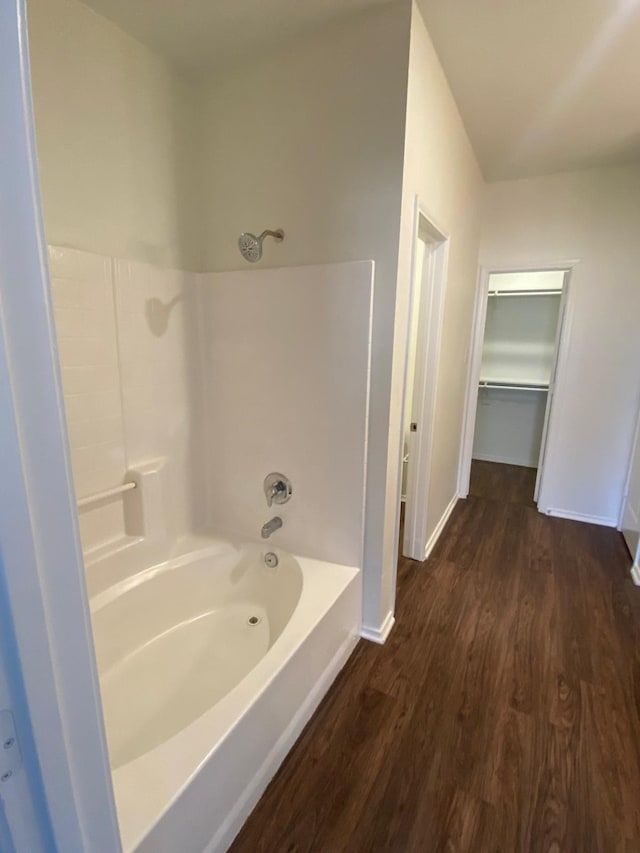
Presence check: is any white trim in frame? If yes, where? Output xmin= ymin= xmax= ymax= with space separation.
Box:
xmin=206 ymin=631 xmax=358 ymax=853
xmin=458 ymin=267 xmax=489 ymax=497
xmin=0 ymin=3 xmax=120 ymax=850
xmin=631 ymin=564 xmax=640 ymax=587
xmin=360 ymin=611 xmax=395 ymax=644
xmin=424 ymin=492 xmax=459 ymax=560
xmin=402 ymin=199 xmax=449 ymax=561
xmin=619 ymin=392 xmax=640 ymax=529
xmin=543 ymin=508 xmax=618 ymax=527
xmin=535 ymin=270 xmax=574 ymax=506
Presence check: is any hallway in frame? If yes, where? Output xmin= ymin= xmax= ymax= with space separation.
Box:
xmin=231 ymin=463 xmax=640 ymax=852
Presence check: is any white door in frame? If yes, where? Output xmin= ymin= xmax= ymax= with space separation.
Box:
xmin=0 ymin=1 xmax=122 ymax=849
xmin=621 ymin=409 xmax=640 ymax=566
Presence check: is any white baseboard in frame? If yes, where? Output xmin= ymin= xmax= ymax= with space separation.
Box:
xmin=360 ymin=610 xmax=395 ymax=644
xmin=209 ymin=630 xmax=358 ymax=853
xmin=631 ymin=564 xmax=640 ymax=587
xmin=541 ymin=507 xmax=618 ymax=527
xmin=424 ymin=492 xmax=459 ymax=561
xmin=472 ymin=452 xmax=536 ymax=468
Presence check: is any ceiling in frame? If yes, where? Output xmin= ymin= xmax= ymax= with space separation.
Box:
xmin=81 ymin=0 xmax=389 ymax=76
xmin=81 ymin=0 xmax=640 ymax=180
xmin=418 ymin=0 xmax=640 ymax=179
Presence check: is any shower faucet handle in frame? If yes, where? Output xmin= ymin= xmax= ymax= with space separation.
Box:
xmin=264 ymin=473 xmax=292 ymax=507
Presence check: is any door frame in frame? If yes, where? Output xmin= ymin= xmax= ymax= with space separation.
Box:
xmin=620 ymin=392 xmax=640 ymax=526
xmin=458 ymin=260 xmax=578 ymax=510
xmin=0 ymin=2 xmax=121 ymax=849
xmin=533 ymin=271 xmax=571 ymax=502
xmin=619 ymin=391 xmax=640 ymax=578
xmin=401 ymin=197 xmax=449 ymax=560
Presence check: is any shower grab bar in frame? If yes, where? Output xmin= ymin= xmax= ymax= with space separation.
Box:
xmin=478 ymin=381 xmax=548 ymax=392
xmin=77 ymin=481 xmax=136 ymax=508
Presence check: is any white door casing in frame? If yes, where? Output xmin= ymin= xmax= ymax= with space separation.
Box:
xmin=621 ymin=400 xmax=640 ymax=573
xmin=0 ymin=1 xmax=121 ymax=849
xmin=459 ymin=261 xmax=578 ymax=512
xmin=534 ymin=271 xmax=571 ymax=502
xmin=402 ymin=199 xmax=449 ymax=561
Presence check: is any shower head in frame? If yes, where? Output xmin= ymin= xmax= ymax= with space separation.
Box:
xmin=238 ymin=228 xmax=284 ymax=262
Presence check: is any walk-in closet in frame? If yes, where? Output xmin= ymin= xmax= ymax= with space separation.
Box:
xmin=471 ymin=270 xmax=566 ymax=503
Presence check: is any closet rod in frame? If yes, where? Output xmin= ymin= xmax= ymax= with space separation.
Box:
xmin=488 ymin=289 xmax=562 ymax=297
xmin=478 ymin=381 xmax=548 ymax=392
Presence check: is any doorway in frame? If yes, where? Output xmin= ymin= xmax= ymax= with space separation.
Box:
xmin=400 ymin=203 xmax=449 ymax=561
xmin=460 ymin=267 xmax=571 ymax=508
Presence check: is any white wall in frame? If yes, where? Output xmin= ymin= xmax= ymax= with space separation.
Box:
xmin=196 ymin=3 xmax=411 ymax=631
xmin=385 ymin=4 xmax=483 ymax=619
xmin=27 ymin=0 xmax=200 ymax=271
xmin=473 ymin=388 xmax=548 ymax=468
xmin=198 ymin=262 xmax=373 ymax=568
xmin=480 ymin=163 xmax=640 ymax=524
xmin=480 ymin=292 xmax=561 ymax=385
xmin=472 ymin=288 xmax=562 ymax=469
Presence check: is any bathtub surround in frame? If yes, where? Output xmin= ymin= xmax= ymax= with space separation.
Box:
xmin=50 ymin=247 xmax=372 ymax=577
xmin=49 ymin=247 xmax=128 ymax=550
xmin=114 ymin=260 xmax=205 ymax=541
xmin=49 ymin=246 xmax=203 ymax=559
xmin=198 ymin=262 xmax=373 ymax=569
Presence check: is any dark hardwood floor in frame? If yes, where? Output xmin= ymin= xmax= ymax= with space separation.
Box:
xmin=230 ymin=461 xmax=640 ymax=852
xmin=469 ymin=459 xmax=537 ymax=508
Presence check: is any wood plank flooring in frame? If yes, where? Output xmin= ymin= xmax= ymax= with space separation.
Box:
xmin=469 ymin=459 xmax=537 ymax=508
xmin=230 ymin=462 xmax=640 ymax=852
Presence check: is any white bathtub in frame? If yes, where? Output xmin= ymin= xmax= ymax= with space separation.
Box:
xmin=89 ymin=536 xmax=361 ymax=852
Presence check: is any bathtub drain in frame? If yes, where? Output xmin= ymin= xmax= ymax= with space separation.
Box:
xmin=264 ymin=552 xmax=278 ymax=568
xmin=247 ymin=616 xmax=261 ymax=626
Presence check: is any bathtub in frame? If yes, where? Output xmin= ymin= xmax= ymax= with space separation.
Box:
xmin=89 ymin=536 xmax=361 ymax=852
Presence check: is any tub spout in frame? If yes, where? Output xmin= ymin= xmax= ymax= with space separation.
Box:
xmin=261 ymin=516 xmax=283 ymax=539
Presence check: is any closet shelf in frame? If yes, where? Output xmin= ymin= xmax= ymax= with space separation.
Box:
xmin=478 ymin=378 xmax=549 ymax=392
xmin=488 ymin=289 xmax=562 ymax=297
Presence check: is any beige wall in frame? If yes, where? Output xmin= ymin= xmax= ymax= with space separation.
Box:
xmin=196 ymin=2 xmax=411 ymax=631
xmin=480 ymin=163 xmax=640 ymax=524
xmin=27 ymin=0 xmax=200 ymax=271
xmin=381 ymin=3 xmax=484 ymax=624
